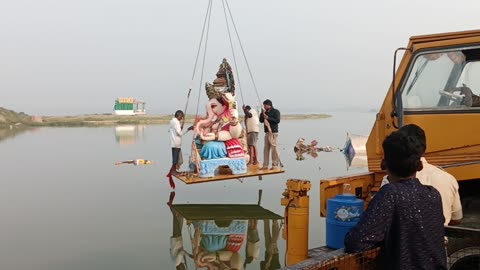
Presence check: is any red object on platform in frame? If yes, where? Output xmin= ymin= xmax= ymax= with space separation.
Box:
xmin=225 ymin=138 xmax=245 ymax=158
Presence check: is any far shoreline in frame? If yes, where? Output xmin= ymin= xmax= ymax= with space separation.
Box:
xmin=34 ymin=113 xmax=332 ymax=127
xmin=0 ymin=107 xmax=332 ymax=128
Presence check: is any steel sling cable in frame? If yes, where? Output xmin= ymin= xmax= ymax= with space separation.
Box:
xmin=225 ymin=0 xmax=261 ymax=107
xmin=191 ymin=0 xmax=213 ymax=174
xmin=194 ymin=0 xmax=213 ymax=119
xmin=225 ymin=0 xmax=283 ymax=167
xmin=221 ymin=0 xmax=245 ymax=107
xmin=182 ymin=0 xmax=213 ymax=128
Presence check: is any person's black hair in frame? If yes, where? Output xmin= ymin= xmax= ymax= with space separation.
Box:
xmin=174 ymin=110 xmax=184 ymax=118
xmin=245 ymin=105 xmax=251 ymax=110
xmin=398 ymin=124 xmax=427 ymax=154
xmin=263 ymin=99 xmax=273 ymax=106
xmin=382 ymin=131 xmax=423 ymax=178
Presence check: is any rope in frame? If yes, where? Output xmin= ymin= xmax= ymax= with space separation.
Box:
xmin=182 ymin=0 xmax=214 ymax=128
xmin=225 ymin=0 xmax=262 ymax=107
xmin=221 ymin=0 xmax=244 ymax=106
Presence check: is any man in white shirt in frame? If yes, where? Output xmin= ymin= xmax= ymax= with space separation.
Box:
xmin=168 ymin=110 xmax=193 ymax=177
xmin=381 ymin=124 xmax=463 ymax=226
xmin=243 ymin=105 xmax=260 ymax=165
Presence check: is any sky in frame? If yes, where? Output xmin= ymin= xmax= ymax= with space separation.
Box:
xmin=1 ymin=0 xmax=480 ymax=116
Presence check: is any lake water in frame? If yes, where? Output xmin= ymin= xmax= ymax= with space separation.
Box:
xmin=0 ymin=112 xmax=376 ymax=270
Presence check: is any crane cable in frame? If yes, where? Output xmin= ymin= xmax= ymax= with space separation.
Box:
xmin=182 ymin=0 xmax=212 ymax=129
xmin=221 ymin=0 xmax=244 ymax=106
xmin=188 ymin=0 xmax=213 ymax=172
xmin=223 ymin=0 xmax=283 ymax=168
xmin=224 ymin=0 xmax=262 ymax=107
xmin=194 ymin=0 xmax=213 ymax=119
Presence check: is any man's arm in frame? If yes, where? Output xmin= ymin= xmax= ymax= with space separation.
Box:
xmin=449 ymin=178 xmax=463 ymax=226
xmin=344 ymin=186 xmax=395 ymax=253
xmin=259 ymin=111 xmax=265 ymax=123
xmin=174 ymin=120 xmax=185 ymax=136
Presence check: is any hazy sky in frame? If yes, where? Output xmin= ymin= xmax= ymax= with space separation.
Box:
xmin=1 ymin=0 xmax=480 ymax=115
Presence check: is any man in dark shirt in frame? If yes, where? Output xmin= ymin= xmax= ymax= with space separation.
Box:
xmin=344 ymin=131 xmax=447 ymax=270
xmin=259 ymin=99 xmax=281 ymax=170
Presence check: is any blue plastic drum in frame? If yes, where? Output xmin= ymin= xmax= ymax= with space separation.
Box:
xmin=326 ymin=194 xmax=364 ymax=249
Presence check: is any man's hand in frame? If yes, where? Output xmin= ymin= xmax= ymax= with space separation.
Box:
xmin=187 ymin=125 xmax=194 ymax=131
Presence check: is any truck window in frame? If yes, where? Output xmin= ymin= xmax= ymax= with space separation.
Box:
xmin=401 ymin=49 xmax=480 ymax=110
xmin=456 ymin=61 xmax=480 ymax=91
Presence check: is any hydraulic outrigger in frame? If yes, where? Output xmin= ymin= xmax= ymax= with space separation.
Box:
xmin=281 ymin=179 xmax=311 ymax=266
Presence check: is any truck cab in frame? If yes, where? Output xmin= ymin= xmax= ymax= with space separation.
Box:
xmin=320 ymin=30 xmax=480 ymax=269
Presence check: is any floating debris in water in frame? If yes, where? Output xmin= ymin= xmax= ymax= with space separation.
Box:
xmin=115 ymin=159 xmax=153 ymax=166
xmin=293 ymin=138 xmax=335 ymax=160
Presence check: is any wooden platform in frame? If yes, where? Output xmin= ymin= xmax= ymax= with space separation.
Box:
xmin=171 ymin=204 xmax=283 ymax=220
xmin=173 ymin=164 xmax=285 ymax=184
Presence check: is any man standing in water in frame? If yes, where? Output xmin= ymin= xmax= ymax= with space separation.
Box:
xmin=243 ymin=105 xmax=260 ymax=165
xmin=167 ymin=110 xmax=192 ymax=189
xmin=345 ymin=131 xmax=446 ymax=269
xmin=259 ymin=99 xmax=281 ymax=170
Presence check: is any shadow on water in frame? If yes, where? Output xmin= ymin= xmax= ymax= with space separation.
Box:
xmin=168 ymin=190 xmax=285 ymax=270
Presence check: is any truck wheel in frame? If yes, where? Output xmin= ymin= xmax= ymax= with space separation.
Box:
xmin=448 ymin=246 xmax=480 ymax=270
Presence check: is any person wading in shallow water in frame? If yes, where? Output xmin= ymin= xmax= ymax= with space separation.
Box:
xmin=167 ymin=110 xmax=193 ymax=189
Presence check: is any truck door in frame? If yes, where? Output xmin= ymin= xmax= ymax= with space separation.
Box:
xmin=398 ymin=47 xmax=480 ymax=180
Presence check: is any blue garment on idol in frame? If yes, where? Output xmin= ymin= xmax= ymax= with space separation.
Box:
xmin=200 ymin=141 xmax=227 ymax=159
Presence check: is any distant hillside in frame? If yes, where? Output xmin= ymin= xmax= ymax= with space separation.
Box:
xmin=0 ymin=107 xmax=32 ymax=128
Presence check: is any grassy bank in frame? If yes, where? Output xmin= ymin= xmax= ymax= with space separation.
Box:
xmin=38 ymin=114 xmax=175 ymax=127
xmin=0 ymin=107 xmax=331 ymax=128
xmin=0 ymin=107 xmax=33 ymax=128
xmin=39 ymin=113 xmax=331 ymax=126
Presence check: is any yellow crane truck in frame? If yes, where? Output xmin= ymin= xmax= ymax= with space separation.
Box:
xmin=319 ymin=30 xmax=480 ymax=269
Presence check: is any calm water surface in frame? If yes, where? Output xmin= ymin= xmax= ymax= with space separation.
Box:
xmin=0 ymin=112 xmax=375 ymax=270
